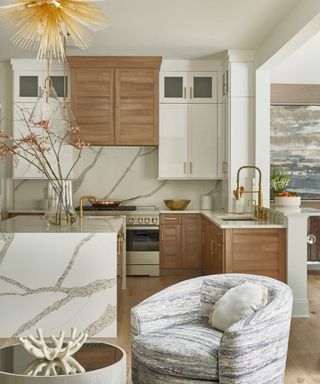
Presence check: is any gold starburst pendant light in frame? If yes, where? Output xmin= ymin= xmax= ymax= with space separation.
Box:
xmin=0 ymin=0 xmax=108 ymax=61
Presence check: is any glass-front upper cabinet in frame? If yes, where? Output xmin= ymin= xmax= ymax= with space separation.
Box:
xmin=160 ymin=71 xmax=217 ymax=103
xmin=189 ymin=72 xmax=217 ymax=103
xmin=160 ymin=72 xmax=188 ymax=103
xmin=13 ymin=70 xmax=70 ymax=102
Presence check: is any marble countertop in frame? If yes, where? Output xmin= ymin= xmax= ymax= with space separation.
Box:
xmin=160 ymin=209 xmax=287 ymax=228
xmin=0 ymin=215 xmax=126 ymax=233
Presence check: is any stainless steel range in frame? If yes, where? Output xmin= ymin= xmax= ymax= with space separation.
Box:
xmin=79 ymin=205 xmax=160 ymax=276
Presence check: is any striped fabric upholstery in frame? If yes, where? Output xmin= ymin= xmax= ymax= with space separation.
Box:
xmin=133 ymin=321 xmax=222 ymax=380
xmin=131 ymin=274 xmax=293 ymax=384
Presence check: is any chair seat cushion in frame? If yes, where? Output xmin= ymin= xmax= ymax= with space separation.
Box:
xmin=132 ymin=320 xmax=223 ymax=381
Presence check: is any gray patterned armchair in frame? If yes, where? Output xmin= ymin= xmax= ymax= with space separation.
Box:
xmin=131 ymin=274 xmax=293 ymax=384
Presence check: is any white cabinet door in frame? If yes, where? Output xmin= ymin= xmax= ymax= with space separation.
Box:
xmin=13 ymin=71 xmax=44 ymax=102
xmin=189 ymin=72 xmax=217 ymax=103
xmin=159 ymin=104 xmax=188 ymax=178
xmin=217 ymin=102 xmax=228 ymax=178
xmin=160 ymin=72 xmax=188 ymax=103
xmin=188 ymin=104 xmax=218 ymax=178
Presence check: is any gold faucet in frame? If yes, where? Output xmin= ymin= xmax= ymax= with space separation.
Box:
xmin=79 ymin=195 xmax=96 ymax=218
xmin=233 ymin=166 xmax=266 ymax=220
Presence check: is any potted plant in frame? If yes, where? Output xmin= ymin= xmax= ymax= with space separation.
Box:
xmin=270 ymin=166 xmax=301 ymax=207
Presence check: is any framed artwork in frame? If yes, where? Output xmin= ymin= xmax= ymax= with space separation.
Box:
xmin=270 ymin=105 xmax=320 ymax=199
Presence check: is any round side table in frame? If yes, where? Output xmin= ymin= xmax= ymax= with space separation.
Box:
xmin=0 ymin=341 xmax=126 ymax=384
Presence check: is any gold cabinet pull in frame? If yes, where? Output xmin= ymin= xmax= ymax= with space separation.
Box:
xmin=190 ymin=87 xmax=193 ymax=99
xmin=165 ymin=217 xmax=177 ymax=221
xmin=161 ymin=229 xmax=164 ymax=241
xmin=183 ymin=87 xmax=187 ymax=99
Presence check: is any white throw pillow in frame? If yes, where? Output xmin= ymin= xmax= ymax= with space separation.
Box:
xmin=208 ymin=282 xmax=268 ymax=331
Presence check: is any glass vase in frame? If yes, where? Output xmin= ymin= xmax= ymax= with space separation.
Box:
xmin=44 ymin=180 xmax=76 ymax=225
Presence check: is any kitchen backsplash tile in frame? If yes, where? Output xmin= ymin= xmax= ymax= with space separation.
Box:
xmin=13 ymin=147 xmax=221 ymax=211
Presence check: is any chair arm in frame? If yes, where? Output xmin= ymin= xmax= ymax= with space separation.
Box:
xmin=131 ymin=276 xmax=203 ymax=337
xmin=218 ymin=287 xmax=293 ymax=384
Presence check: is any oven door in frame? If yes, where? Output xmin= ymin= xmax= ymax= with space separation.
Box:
xmin=126 ymin=226 xmax=159 ymax=252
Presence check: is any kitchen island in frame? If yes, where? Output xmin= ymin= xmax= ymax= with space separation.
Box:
xmin=0 ymin=215 xmax=125 ymax=338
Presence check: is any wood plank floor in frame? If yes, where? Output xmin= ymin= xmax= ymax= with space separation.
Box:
xmin=2 ymin=273 xmax=320 ymax=383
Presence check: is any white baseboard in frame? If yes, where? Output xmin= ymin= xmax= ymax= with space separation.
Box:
xmin=307 ymin=262 xmax=320 ymax=271
xmin=292 ymin=299 xmax=309 ymax=317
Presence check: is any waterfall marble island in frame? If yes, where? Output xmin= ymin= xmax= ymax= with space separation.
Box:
xmin=0 ymin=215 xmax=126 ymax=338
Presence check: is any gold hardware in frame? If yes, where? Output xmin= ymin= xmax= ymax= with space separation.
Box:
xmin=161 ymin=229 xmax=164 ymax=241
xmin=184 ymin=162 xmax=187 ymax=174
xmin=222 ymin=73 xmax=226 ymax=96
xmin=190 ymin=162 xmax=193 ymax=174
xmin=190 ymin=87 xmax=193 ymax=99
xmin=79 ymin=195 xmax=96 ymax=219
xmin=216 ymin=243 xmax=223 ymax=248
xmin=165 ymin=217 xmax=177 ymax=221
xmin=183 ymin=87 xmax=187 ymax=99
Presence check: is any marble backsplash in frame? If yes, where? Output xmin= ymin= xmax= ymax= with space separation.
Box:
xmin=11 ymin=146 xmax=222 ymax=211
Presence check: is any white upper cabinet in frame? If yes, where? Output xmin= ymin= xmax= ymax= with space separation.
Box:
xmin=188 ymin=104 xmax=218 ymax=178
xmin=189 ymin=72 xmax=217 ymax=103
xmin=160 ymin=71 xmax=217 ymax=103
xmin=160 ymin=72 xmax=188 ymax=103
xmin=159 ymin=104 xmax=188 ymax=178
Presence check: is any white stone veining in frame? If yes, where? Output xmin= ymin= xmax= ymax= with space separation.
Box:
xmin=0 ymin=216 xmax=125 ymax=338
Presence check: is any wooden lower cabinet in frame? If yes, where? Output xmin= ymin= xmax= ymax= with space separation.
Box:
xmin=202 ymin=218 xmax=225 ymax=275
xmin=224 ymin=228 xmax=286 ymax=282
xmin=160 ymin=214 xmax=201 ymax=274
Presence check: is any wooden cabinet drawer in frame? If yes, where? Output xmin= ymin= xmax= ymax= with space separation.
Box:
xmin=160 ymin=214 xmax=181 ymax=224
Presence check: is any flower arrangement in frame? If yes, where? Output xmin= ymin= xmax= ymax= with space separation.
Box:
xmin=0 ymin=106 xmax=89 ymax=225
xmin=270 ymin=166 xmax=297 ymax=197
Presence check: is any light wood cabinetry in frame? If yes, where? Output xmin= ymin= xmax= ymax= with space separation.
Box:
xmin=68 ymin=56 xmax=162 ymax=146
xmin=115 ymin=68 xmax=159 ymax=145
xmin=224 ymin=228 xmax=286 ymax=282
xmin=201 ymin=218 xmax=286 ymax=282
xmin=71 ymin=68 xmax=114 ymax=145
xmin=160 ymin=213 xmax=201 ymax=273
xmin=202 ymin=217 xmax=225 ymax=275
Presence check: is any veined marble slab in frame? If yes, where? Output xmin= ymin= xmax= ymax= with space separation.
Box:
xmin=0 ymin=216 xmax=125 ymax=338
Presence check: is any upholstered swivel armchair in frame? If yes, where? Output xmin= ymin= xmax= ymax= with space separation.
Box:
xmin=131 ymin=274 xmax=293 ymax=384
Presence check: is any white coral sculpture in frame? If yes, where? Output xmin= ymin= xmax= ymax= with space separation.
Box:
xmin=19 ymin=328 xmax=88 ymax=361
xmin=24 ymin=356 xmax=85 ymax=376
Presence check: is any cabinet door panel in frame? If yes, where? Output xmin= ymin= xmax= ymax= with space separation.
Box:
xmin=182 ymin=214 xmax=201 ymax=269
xmin=160 ymin=224 xmax=181 ymax=268
xmin=115 ymin=68 xmax=159 ymax=145
xmin=189 ymin=104 xmax=218 ymax=178
xmin=71 ymin=68 xmax=114 ymax=145
xmin=189 ymin=72 xmax=217 ymax=103
xmin=160 ymin=72 xmax=188 ymax=103
xmin=14 ymin=71 xmax=43 ymax=102
xmin=159 ymin=104 xmax=188 ymax=178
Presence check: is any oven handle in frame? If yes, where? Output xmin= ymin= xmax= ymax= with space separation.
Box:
xmin=127 ymin=226 xmax=159 ymax=230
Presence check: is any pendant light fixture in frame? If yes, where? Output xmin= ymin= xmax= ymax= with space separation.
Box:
xmin=29 ymin=53 xmax=62 ymax=124
xmin=0 ymin=0 xmax=108 ymax=61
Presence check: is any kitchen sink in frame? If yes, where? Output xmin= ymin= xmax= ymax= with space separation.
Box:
xmin=221 ymin=216 xmax=257 ymax=222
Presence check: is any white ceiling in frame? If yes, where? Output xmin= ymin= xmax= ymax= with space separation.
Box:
xmin=0 ymin=0 xmax=301 ymax=61
xmin=271 ymin=30 xmax=320 ymax=84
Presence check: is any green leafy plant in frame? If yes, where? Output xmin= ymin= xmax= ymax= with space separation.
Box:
xmin=270 ymin=166 xmax=293 ymax=196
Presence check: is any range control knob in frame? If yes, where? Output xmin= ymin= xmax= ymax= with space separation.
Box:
xmin=127 ymin=217 xmax=134 ymax=225
xmin=138 ymin=217 xmax=144 ymax=224
xmin=152 ymin=217 xmax=158 ymax=224
xmin=144 ymin=217 xmax=150 ymax=224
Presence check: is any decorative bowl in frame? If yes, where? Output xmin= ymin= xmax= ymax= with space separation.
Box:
xmin=164 ymin=199 xmax=191 ymax=210
xmin=274 ymin=196 xmax=301 ymax=207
